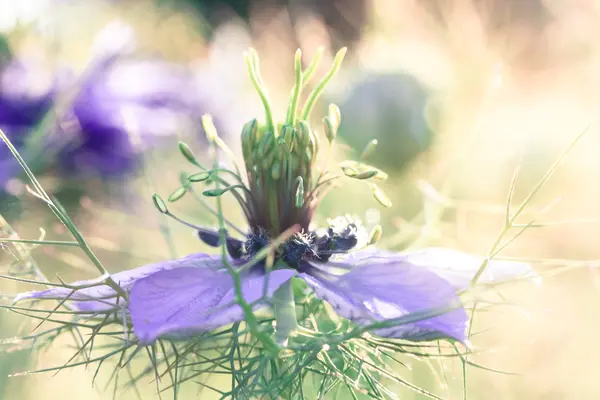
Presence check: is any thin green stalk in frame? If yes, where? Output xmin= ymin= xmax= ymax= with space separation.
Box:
xmin=471 ymin=110 xmax=600 ymax=286
xmin=209 ymin=128 xmax=280 ymax=355
xmin=0 ymin=129 xmax=127 ymax=299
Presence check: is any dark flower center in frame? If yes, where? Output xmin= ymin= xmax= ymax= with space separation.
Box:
xmin=241 ymin=221 xmax=360 ymax=270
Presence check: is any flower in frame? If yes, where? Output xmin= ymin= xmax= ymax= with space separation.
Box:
xmin=0 ymin=22 xmax=213 ymax=184
xmin=15 ymin=244 xmax=534 ymax=345
xmin=56 ymin=55 xmax=204 ymax=177
xmin=15 ymin=48 xmax=538 ymax=347
xmin=0 ymin=58 xmax=57 ymax=186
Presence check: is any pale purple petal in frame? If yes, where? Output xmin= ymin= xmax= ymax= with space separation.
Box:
xmin=13 ymin=253 xmax=225 ymax=312
xmin=402 ymin=247 xmax=540 ymax=291
xmin=300 ymin=250 xmax=469 ymax=342
xmin=324 ymin=247 xmax=539 ymax=291
xmin=129 ymin=268 xmax=295 ymax=344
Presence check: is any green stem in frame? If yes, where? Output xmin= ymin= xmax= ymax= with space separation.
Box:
xmin=211 ymin=136 xmax=280 ymax=355
xmin=0 ymin=130 xmax=128 ymax=299
xmin=272 ymin=280 xmax=298 ymax=346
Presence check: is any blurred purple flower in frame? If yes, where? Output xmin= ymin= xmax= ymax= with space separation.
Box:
xmin=1 ymin=22 xmax=214 ymax=184
xmin=0 ymin=59 xmax=57 ymax=185
xmin=15 ymin=245 xmax=536 ymax=345
xmin=57 ymin=56 xmax=205 ymax=177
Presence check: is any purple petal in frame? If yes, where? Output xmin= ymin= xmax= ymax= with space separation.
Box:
xmin=129 ymin=268 xmax=295 ymax=344
xmin=324 ymin=247 xmax=539 ymax=291
xmin=14 ymin=253 xmax=225 ymax=312
xmin=300 ymin=250 xmax=469 ymax=342
xmin=402 ymin=247 xmax=540 ymax=291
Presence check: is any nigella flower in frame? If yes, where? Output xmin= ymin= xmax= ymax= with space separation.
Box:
xmin=56 ymin=55 xmax=204 ymax=177
xmin=15 ymin=48 xmax=537 ymax=348
xmin=0 ymin=22 xmax=211 ymax=184
xmin=0 ymin=57 xmax=58 ymax=186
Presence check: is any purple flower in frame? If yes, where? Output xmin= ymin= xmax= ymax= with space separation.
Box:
xmin=0 ymin=59 xmax=57 ymax=185
xmin=14 ymin=48 xmax=539 ymax=347
xmin=57 ymin=56 xmax=204 ymax=178
xmin=1 ymin=22 xmax=211 ymax=182
xmin=15 ymin=245 xmax=535 ymax=345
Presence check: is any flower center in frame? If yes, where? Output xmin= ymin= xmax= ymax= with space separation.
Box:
xmin=242 ymin=221 xmax=360 ymax=270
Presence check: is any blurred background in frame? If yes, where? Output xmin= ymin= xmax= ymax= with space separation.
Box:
xmin=1 ymin=0 xmax=600 ymax=398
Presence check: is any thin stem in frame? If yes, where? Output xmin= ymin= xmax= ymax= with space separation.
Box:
xmin=0 ymin=130 xmax=127 ymax=299
xmin=471 ymin=109 xmax=600 ymax=286
xmin=272 ymin=280 xmax=298 ymax=346
xmin=0 ymin=238 xmax=79 ymax=247
xmin=211 ymin=133 xmax=281 ymax=355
